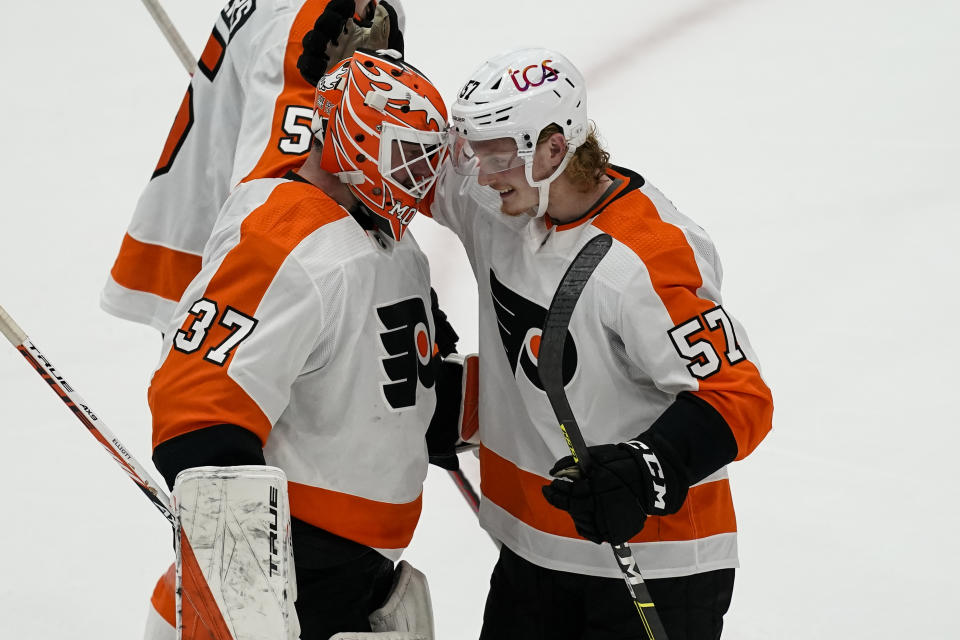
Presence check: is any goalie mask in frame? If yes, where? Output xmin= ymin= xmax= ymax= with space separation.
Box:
xmin=449 ymin=48 xmax=588 ymax=217
xmin=311 ymin=50 xmax=448 ymax=241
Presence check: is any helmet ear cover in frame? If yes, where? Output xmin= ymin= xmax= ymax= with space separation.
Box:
xmin=311 ymin=50 xmax=448 ymax=241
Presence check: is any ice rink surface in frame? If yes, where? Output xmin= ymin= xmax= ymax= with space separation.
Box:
xmin=1 ymin=1 xmax=958 ymax=638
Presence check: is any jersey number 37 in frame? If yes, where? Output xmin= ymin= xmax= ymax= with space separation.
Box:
xmin=173 ymin=298 xmax=258 ymax=366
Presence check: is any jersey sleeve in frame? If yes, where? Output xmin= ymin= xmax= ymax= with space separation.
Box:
xmin=233 ymin=2 xmax=329 ymax=184
xmin=149 ymin=200 xmax=339 ymax=451
xmin=428 ymin=164 xmax=504 ymax=263
xmin=428 ymin=164 xmax=469 ymax=233
xmin=595 ymin=196 xmax=773 ymax=465
xmin=102 ymin=2 xmax=324 ymax=330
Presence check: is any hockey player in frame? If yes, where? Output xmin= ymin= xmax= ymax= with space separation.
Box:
xmin=102 ymin=0 xmax=404 ymax=331
xmin=99 ymin=2 xmax=468 ymax=636
xmin=149 ymin=49 xmax=452 ymax=640
xmin=427 ymin=49 xmax=775 ymax=639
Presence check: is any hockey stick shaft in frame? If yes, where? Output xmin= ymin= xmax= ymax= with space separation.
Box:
xmin=1 ymin=305 xmax=237 ymax=636
xmin=0 ymin=304 xmax=176 ymax=528
xmin=447 ymin=468 xmax=480 ymax=514
xmin=538 ymin=234 xmax=669 ymax=640
xmin=139 ymin=0 xmax=197 ymax=74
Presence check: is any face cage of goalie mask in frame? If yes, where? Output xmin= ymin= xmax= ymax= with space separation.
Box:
xmin=378 ymin=122 xmax=448 ymax=201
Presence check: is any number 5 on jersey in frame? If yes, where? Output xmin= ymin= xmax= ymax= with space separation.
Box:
xmin=174 ymin=298 xmax=258 ymax=366
xmin=668 ymin=305 xmax=745 ymax=380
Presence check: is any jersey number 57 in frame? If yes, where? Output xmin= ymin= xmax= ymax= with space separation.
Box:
xmin=668 ymin=305 xmax=745 ymax=380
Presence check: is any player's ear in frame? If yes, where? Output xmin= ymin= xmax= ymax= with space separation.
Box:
xmin=546 ymin=131 xmax=568 ymax=169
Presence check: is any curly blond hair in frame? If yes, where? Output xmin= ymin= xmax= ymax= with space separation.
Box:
xmin=538 ymin=122 xmax=610 ymax=192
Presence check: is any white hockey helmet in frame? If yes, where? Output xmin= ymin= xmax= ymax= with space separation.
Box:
xmin=449 ymin=47 xmax=588 ymax=216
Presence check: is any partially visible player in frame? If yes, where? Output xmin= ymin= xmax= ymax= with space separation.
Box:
xmin=149 ymin=49 xmax=453 ymax=640
xmin=425 ymin=48 xmax=775 ymax=639
xmin=102 ymin=0 xmax=405 ymax=331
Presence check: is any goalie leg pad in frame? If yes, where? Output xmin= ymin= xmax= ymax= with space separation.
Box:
xmin=328 ymin=560 xmax=434 ymax=640
xmin=173 ymin=465 xmax=299 ymax=640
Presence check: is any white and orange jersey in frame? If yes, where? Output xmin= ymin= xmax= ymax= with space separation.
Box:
xmin=103 ymin=0 xmax=406 ymax=331
xmin=150 ymin=175 xmax=437 ymax=559
xmin=430 ymin=164 xmax=773 ymax=579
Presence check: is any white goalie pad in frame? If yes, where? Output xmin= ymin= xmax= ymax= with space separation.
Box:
xmin=173 ymin=465 xmax=299 ymax=640
xmin=328 ymin=561 xmax=434 ymax=640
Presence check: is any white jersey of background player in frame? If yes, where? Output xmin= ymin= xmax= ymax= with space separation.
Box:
xmin=101 ymin=0 xmax=404 ymax=331
xmin=149 ymin=49 xmax=448 ymax=639
xmin=430 ymin=48 xmax=774 ymax=639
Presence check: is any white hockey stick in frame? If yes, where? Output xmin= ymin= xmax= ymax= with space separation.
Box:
xmin=1 ymin=303 xmax=235 ymax=638
xmin=0 ymin=303 xmax=176 ymax=526
xmin=139 ymin=0 xmax=197 ymax=74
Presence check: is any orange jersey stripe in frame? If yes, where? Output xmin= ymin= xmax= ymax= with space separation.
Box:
xmin=480 ymin=445 xmax=736 ymax=543
xmin=150 ymin=181 xmax=348 ymax=448
xmin=544 ymin=167 xmax=633 ymax=232
xmin=288 ymin=481 xmax=423 ymax=550
xmin=593 ymin=192 xmax=773 ymax=459
xmin=109 ymin=233 xmax=203 ymax=302
xmin=153 ymin=86 xmax=194 ymax=179
xmin=197 ymin=27 xmax=227 ymax=80
xmin=241 ymin=0 xmax=331 ymax=183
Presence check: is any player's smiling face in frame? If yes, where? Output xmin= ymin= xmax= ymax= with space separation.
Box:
xmin=473 ymin=137 xmax=540 ymax=216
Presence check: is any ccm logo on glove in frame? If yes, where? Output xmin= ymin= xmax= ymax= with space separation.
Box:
xmin=541 ymin=434 xmax=689 ymax=545
xmin=623 ymin=440 xmax=667 ymax=510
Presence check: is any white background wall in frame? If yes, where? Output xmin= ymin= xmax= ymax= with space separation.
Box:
xmin=1 ymin=1 xmax=958 ymax=638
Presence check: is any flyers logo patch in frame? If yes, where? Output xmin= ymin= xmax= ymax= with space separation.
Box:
xmin=377 ymin=297 xmax=435 ymax=410
xmin=490 ymin=270 xmax=577 ymax=391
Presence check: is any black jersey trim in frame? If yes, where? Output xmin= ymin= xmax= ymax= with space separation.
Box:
xmin=589 ymin=165 xmax=646 ymax=219
xmin=642 ymin=391 xmax=738 ymax=485
xmin=546 ymin=165 xmax=646 ymax=230
xmin=152 ymin=423 xmax=265 ymax=490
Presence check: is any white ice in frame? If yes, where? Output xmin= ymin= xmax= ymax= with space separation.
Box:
xmin=1 ymin=1 xmax=957 ymax=638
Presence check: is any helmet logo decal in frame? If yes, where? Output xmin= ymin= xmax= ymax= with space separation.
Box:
xmin=508 ymin=60 xmax=559 ymax=92
xmin=318 ymin=62 xmax=349 ymax=93
xmin=389 ymin=202 xmax=419 ymax=226
xmin=355 ymin=64 xmax=446 ymax=131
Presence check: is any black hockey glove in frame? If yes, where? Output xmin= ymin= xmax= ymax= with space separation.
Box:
xmin=297 ymin=0 xmax=405 ymax=88
xmin=377 ymin=1 xmax=405 ymax=54
xmin=430 ymin=288 xmax=459 ymax=358
xmin=424 ymin=288 xmax=466 ymax=470
xmin=426 ymin=355 xmax=472 ymax=471
xmin=541 ymin=432 xmax=689 ymax=545
xmin=541 ymin=392 xmax=740 ymax=545
xmin=297 ymin=0 xmax=354 ymax=87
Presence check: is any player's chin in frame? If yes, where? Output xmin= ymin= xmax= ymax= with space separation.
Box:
xmin=498 ymin=205 xmax=530 ymax=217
xmin=498 ymin=199 xmax=537 ymax=217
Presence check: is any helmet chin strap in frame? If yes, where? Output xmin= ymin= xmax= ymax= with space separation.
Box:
xmin=527 ymin=147 xmax=576 ymax=218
